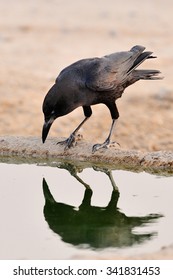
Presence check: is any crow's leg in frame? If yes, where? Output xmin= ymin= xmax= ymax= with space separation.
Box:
xmin=57 ymin=117 xmax=88 ymax=148
xmin=92 ymin=119 xmax=118 ymax=152
xmin=93 ymin=166 xmax=119 ymax=192
xmin=57 ymin=106 xmax=92 ymax=150
xmin=57 ymin=162 xmax=91 ymax=189
xmin=92 ymin=102 xmax=119 ymax=153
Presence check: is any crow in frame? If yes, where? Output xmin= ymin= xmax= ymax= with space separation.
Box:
xmin=42 ymin=45 xmax=162 ymax=152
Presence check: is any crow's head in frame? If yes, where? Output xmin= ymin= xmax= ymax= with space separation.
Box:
xmin=42 ymin=79 xmax=81 ymax=143
xmin=42 ymin=84 xmax=60 ymax=143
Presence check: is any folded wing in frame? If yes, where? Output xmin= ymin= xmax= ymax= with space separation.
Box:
xmin=85 ymin=45 xmax=159 ymax=92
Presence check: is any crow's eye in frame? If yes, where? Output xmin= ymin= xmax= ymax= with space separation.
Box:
xmin=47 ymin=110 xmax=55 ymax=120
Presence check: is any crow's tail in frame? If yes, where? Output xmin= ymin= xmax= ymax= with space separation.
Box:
xmin=133 ymin=69 xmax=163 ymax=80
xmin=128 ymin=51 xmax=154 ymax=74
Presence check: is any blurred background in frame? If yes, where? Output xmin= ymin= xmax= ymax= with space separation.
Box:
xmin=0 ymin=0 xmax=172 ymax=151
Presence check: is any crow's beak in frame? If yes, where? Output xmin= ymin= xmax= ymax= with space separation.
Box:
xmin=42 ymin=118 xmax=54 ymax=143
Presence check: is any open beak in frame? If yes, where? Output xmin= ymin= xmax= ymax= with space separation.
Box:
xmin=42 ymin=118 xmax=54 ymax=143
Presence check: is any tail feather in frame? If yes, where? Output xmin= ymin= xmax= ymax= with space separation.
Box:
xmin=128 ymin=51 xmax=153 ymax=74
xmin=133 ymin=69 xmax=163 ymax=80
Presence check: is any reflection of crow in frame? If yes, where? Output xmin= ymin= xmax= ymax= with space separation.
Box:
xmin=42 ymin=164 xmax=162 ymax=249
xmin=42 ymin=45 xmax=162 ymax=152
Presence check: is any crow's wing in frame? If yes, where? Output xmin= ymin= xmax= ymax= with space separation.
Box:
xmin=85 ymin=45 xmax=147 ymax=92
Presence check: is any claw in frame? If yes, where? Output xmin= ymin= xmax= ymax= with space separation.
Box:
xmin=92 ymin=143 xmax=109 ymax=153
xmin=92 ymin=139 xmax=109 ymax=153
xmin=57 ymin=133 xmax=76 ymax=150
xmin=92 ymin=141 xmax=120 ymax=153
xmin=57 ymin=133 xmax=83 ymax=150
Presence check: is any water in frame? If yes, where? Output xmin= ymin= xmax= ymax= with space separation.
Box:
xmin=0 ymin=161 xmax=173 ymax=260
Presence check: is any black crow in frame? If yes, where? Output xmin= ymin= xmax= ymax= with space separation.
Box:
xmin=42 ymin=45 xmax=162 ymax=152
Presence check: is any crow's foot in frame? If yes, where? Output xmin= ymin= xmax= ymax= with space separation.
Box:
xmin=92 ymin=140 xmax=120 ymax=153
xmin=57 ymin=134 xmax=83 ymax=150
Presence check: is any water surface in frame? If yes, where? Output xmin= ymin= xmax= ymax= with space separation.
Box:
xmin=0 ymin=161 xmax=172 ymax=259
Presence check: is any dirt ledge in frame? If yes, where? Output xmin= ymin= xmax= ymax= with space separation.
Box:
xmin=0 ymin=136 xmax=173 ymax=174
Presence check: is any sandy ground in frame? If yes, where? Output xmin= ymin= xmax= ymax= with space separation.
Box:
xmin=0 ymin=0 xmax=173 ymax=152
xmin=1 ymin=0 xmax=173 ymax=260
